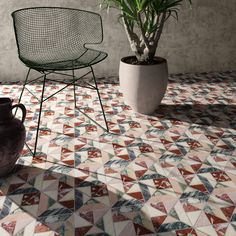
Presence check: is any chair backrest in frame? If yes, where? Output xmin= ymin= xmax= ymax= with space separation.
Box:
xmin=12 ymin=7 xmax=104 ymax=64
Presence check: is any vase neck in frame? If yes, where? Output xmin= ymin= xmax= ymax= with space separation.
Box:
xmin=0 ymin=98 xmax=14 ymax=123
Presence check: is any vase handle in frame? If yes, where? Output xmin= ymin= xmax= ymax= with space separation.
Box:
xmin=12 ymin=104 xmax=26 ymax=123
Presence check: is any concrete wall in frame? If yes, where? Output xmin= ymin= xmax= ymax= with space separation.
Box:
xmin=0 ymin=0 xmax=235 ymax=82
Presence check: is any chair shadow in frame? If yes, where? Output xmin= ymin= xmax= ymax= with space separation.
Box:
xmin=0 ymin=164 xmax=179 ymax=236
xmin=154 ymin=104 xmax=236 ymax=129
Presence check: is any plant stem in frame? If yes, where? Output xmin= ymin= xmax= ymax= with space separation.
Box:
xmin=122 ymin=17 xmax=144 ymax=60
xmin=137 ymin=12 xmax=150 ymax=60
xmin=153 ymin=12 xmax=166 ymax=49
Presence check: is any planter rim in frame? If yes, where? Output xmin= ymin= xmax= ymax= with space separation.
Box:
xmin=120 ymin=56 xmax=167 ymax=66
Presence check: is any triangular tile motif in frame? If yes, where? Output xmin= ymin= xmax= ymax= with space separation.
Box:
xmin=0 ymin=71 xmax=236 ymax=235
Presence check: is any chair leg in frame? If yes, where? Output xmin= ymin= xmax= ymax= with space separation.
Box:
xmin=90 ymin=66 xmax=109 ymax=132
xmin=33 ymin=74 xmax=47 ymax=156
xmin=15 ymin=68 xmax=31 ymax=115
xmin=72 ymin=69 xmax=77 ymax=108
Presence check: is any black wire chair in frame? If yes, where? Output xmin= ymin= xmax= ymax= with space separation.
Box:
xmin=12 ymin=7 xmax=109 ymax=156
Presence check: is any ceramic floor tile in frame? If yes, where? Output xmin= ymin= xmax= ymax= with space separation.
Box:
xmin=0 ymin=71 xmax=236 ymax=235
xmin=0 ymin=207 xmax=58 ymax=236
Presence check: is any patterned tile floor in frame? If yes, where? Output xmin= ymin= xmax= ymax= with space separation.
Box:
xmin=0 ymin=70 xmax=236 ymax=235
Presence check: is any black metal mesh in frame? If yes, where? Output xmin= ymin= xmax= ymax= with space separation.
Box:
xmin=12 ymin=7 xmax=107 ymax=70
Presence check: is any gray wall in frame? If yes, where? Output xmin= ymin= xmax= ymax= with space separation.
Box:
xmin=0 ymin=0 xmax=235 ymax=82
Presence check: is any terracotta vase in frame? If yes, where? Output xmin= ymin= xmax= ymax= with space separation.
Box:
xmin=0 ymin=98 xmax=26 ymax=177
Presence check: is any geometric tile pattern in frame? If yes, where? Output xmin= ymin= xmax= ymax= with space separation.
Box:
xmin=0 ymin=70 xmax=236 ymax=235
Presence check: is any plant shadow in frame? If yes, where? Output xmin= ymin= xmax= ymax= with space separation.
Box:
xmin=154 ymin=104 xmax=236 ymax=129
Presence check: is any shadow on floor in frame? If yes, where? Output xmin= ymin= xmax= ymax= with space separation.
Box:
xmin=154 ymin=104 xmax=236 ymax=129
xmin=0 ymin=164 xmax=181 ymax=236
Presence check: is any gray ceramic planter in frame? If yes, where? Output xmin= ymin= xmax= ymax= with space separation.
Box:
xmin=119 ymin=56 xmax=168 ymax=114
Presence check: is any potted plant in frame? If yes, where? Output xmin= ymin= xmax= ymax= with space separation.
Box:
xmin=100 ymin=0 xmax=192 ymax=114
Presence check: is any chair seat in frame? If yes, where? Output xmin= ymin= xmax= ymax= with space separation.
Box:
xmin=21 ymin=49 xmax=108 ymax=71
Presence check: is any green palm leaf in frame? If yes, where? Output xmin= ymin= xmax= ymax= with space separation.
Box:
xmin=100 ymin=0 xmax=192 ymax=62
